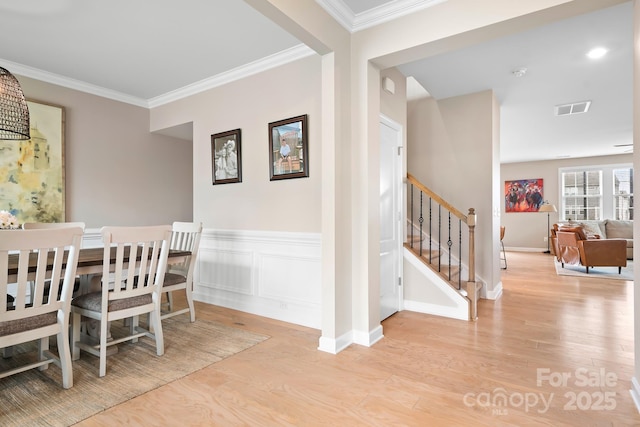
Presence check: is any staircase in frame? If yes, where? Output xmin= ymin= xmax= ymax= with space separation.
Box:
xmin=405 ymin=174 xmax=481 ymax=320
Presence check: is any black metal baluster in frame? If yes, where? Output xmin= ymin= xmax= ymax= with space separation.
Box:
xmin=419 ymin=191 xmax=424 ymax=257
xmin=447 ymin=212 xmax=453 ymax=283
xmin=438 ymin=205 xmax=442 ymax=272
xmin=458 ymin=219 xmax=462 ymax=289
xmin=428 ymin=197 xmax=432 ymax=263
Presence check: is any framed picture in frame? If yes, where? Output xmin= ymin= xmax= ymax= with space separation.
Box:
xmin=269 ymin=114 xmax=308 ymax=180
xmin=0 ymin=100 xmax=65 ymax=223
xmin=505 ymin=178 xmax=544 ymax=212
xmin=211 ymin=129 xmax=242 ymax=185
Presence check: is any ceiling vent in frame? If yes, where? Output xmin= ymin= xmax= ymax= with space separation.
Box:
xmin=555 ymin=101 xmax=591 ymax=116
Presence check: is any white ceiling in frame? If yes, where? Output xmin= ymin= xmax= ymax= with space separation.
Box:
xmin=0 ymin=0 xmax=632 ymax=164
xmin=397 ymin=1 xmax=633 ymax=164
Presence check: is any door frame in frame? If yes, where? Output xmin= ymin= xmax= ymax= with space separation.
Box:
xmin=379 ymin=113 xmax=404 ymax=320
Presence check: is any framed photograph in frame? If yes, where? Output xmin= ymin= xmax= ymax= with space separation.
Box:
xmin=211 ymin=129 xmax=242 ymax=185
xmin=0 ymin=100 xmax=65 ymax=223
xmin=269 ymin=114 xmax=308 ymax=181
xmin=505 ymin=178 xmax=544 ymax=212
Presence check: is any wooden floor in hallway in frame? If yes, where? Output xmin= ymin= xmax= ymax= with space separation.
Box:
xmin=77 ymin=251 xmax=639 ymax=426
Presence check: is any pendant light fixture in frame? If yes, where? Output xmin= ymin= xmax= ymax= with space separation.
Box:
xmin=0 ymin=66 xmax=30 ymax=140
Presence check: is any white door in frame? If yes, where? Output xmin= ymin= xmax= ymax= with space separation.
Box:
xmin=380 ymin=115 xmax=403 ymax=321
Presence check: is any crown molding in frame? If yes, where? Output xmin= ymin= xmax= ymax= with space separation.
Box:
xmin=316 ymin=0 xmax=447 ymax=33
xmin=147 ymin=44 xmax=315 ymax=108
xmin=2 ymin=44 xmax=315 ymax=109
xmin=1 ymin=58 xmax=149 ymax=107
xmin=314 ymin=0 xmax=355 ymax=31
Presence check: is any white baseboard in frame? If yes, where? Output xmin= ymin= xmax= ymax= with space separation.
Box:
xmin=353 ymin=325 xmax=384 ymax=347
xmin=318 ymin=332 xmax=352 ymax=354
xmin=483 ymin=280 xmax=503 ymax=300
xmin=318 ymin=325 xmax=384 ymax=354
xmin=504 ymin=246 xmax=548 ymax=253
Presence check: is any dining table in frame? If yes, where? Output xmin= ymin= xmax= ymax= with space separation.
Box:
xmin=6 ymin=246 xmax=191 ymax=279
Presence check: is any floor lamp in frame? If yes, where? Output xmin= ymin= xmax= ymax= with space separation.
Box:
xmin=539 ymin=203 xmax=557 ymax=253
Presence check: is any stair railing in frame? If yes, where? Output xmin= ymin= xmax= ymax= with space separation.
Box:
xmin=406 ymin=173 xmax=479 ymax=319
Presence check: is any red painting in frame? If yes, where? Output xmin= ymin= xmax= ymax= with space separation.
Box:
xmin=505 ymin=179 xmax=544 ymax=212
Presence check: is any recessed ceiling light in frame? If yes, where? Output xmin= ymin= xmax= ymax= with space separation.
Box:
xmin=587 ymin=47 xmax=608 ymax=59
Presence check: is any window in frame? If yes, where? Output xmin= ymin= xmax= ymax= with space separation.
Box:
xmin=561 ymin=170 xmax=602 ymax=220
xmin=613 ymin=168 xmax=633 ymax=220
xmin=560 ymin=164 xmax=633 ymax=221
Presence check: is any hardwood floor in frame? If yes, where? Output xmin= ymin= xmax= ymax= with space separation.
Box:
xmin=77 ymin=251 xmax=639 ymax=426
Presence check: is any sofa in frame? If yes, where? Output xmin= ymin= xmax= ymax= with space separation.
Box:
xmin=551 ymin=219 xmax=633 ymax=260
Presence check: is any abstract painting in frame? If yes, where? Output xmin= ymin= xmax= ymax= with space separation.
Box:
xmin=0 ymin=100 xmax=65 ymax=223
xmin=505 ymin=178 xmax=544 ymax=212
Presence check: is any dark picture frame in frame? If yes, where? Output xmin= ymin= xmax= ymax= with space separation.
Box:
xmin=269 ymin=114 xmax=308 ymax=181
xmin=211 ymin=129 xmax=242 ymax=185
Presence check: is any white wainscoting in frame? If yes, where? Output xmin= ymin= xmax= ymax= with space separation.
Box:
xmin=193 ymin=229 xmax=322 ymax=330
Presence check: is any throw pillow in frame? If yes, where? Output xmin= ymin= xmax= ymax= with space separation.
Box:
xmin=606 ymin=220 xmax=633 ymax=239
xmin=577 ymin=221 xmax=604 ymax=239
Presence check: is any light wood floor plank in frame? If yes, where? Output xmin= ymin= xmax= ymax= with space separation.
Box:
xmin=76 ymin=251 xmax=640 ymax=426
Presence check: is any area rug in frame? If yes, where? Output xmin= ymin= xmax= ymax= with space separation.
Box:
xmin=0 ymin=317 xmax=269 ymax=427
xmin=554 ymin=260 xmax=634 ymax=281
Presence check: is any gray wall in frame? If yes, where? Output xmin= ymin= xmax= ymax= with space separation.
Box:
xmin=16 ymin=76 xmax=193 ymax=228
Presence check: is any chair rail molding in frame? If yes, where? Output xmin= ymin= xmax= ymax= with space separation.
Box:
xmin=194 ymin=229 xmax=321 ymax=329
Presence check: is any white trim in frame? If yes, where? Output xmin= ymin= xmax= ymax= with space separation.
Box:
xmin=318 ymin=325 xmax=384 ymax=353
xmin=403 ymin=300 xmax=468 ymax=321
xmin=3 ymin=59 xmax=149 ymax=107
xmin=318 ymin=332 xmax=352 ymax=354
xmin=200 ymin=228 xmax=320 ymax=246
xmin=483 ymin=280 xmax=503 ymax=300
xmin=379 ymin=113 xmax=404 ymax=320
xmin=2 ymin=44 xmax=316 ymax=109
xmin=353 ymin=325 xmax=384 ymax=347
xmin=630 ymin=377 xmax=640 ymax=413
xmin=194 ymin=229 xmax=321 ymax=329
xmin=148 ymin=45 xmax=316 ymax=108
xmin=403 ymin=247 xmax=469 ymax=320
xmin=316 ymin=0 xmax=447 ymax=32
xmin=504 ymin=246 xmax=549 ymax=253
xmin=352 ymin=0 xmax=447 ymax=32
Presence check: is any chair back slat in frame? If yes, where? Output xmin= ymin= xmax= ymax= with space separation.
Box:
xmin=169 ymin=222 xmax=202 ymax=274
xmin=0 ymin=228 xmax=83 ymax=323
xmin=101 ymin=225 xmax=171 ymax=302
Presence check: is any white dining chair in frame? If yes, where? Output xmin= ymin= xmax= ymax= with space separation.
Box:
xmin=0 ymin=227 xmax=83 ymax=389
xmin=22 ymin=222 xmax=87 ymax=298
xmin=70 ymin=225 xmax=171 ymax=377
xmin=22 ymin=222 xmax=87 ymax=231
xmin=161 ymin=221 xmax=202 ymax=322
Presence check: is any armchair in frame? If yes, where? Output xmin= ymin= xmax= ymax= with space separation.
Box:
xmin=555 ymin=229 xmax=627 ymax=274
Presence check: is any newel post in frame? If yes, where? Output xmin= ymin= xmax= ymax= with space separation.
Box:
xmin=466 ymin=208 xmax=479 ymax=320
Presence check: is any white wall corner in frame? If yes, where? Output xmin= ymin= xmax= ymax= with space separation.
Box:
xmin=630 ymin=377 xmax=640 ymax=413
